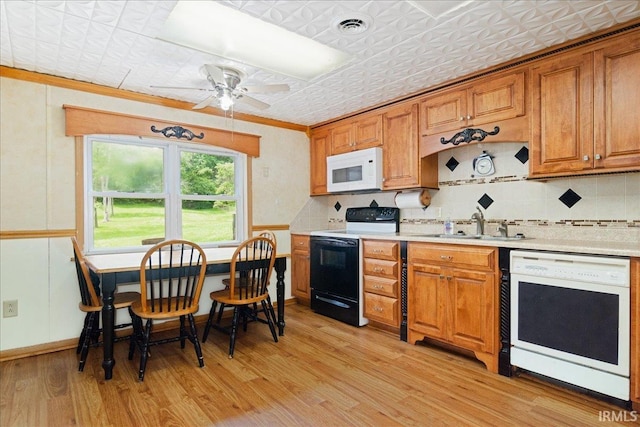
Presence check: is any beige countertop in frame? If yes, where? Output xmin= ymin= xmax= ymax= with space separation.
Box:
xmin=294 ymin=231 xmax=640 ymax=257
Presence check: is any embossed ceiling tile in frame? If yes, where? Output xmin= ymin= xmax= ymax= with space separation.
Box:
xmin=84 ymin=22 xmax=114 ymax=54
xmin=606 ymin=0 xmax=640 ymax=18
xmin=60 ymin=14 xmax=90 ymax=50
xmin=9 ymin=34 xmax=36 ymax=64
xmin=528 ymin=23 xmax=571 ymax=47
xmin=4 ymin=1 xmax=36 ymax=39
xmin=91 ymin=0 xmax=126 ymax=26
xmin=579 ymin=3 xmax=620 ymax=31
xmin=63 ymin=0 xmax=96 ymax=20
xmin=118 ymin=1 xmax=156 ymax=33
xmin=34 ymin=6 xmax=63 ymax=43
xmin=528 ymin=0 xmax=575 ymax=21
xmin=103 ymin=29 xmax=137 ymax=61
xmin=553 ymin=18 xmax=593 ymax=38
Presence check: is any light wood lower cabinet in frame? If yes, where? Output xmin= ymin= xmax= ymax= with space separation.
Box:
xmin=408 ymin=242 xmax=499 ymax=373
xmin=363 ymin=240 xmax=400 ymax=329
xmin=291 ymin=234 xmax=310 ymax=305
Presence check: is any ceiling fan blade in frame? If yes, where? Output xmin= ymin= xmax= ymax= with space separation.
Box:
xmin=235 ymin=94 xmax=270 ymax=110
xmin=241 ymin=84 xmax=290 ymax=94
xmin=151 ymin=85 xmax=211 ymax=91
xmin=203 ymin=64 xmax=225 ymax=85
xmin=192 ymin=94 xmax=217 ymax=110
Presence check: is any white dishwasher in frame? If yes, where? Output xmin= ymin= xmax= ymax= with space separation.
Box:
xmin=509 ymin=250 xmax=630 ymax=401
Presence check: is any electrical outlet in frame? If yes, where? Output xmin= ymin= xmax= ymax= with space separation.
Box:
xmin=3 ymin=300 xmax=18 ymax=318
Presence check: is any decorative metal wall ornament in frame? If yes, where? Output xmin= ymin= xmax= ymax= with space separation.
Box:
xmin=150 ymin=125 xmax=204 ymax=140
xmin=440 ymin=126 xmax=500 ymax=145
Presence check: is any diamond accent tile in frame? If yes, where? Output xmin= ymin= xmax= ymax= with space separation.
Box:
xmin=559 ymin=189 xmax=582 ymax=208
xmin=369 ymin=200 xmax=378 ymax=208
xmin=334 ymin=201 xmax=341 ymax=211
xmin=446 ymin=157 xmax=460 ymax=171
xmin=515 ymin=146 xmax=529 ymax=164
xmin=478 ymin=194 xmax=494 ymax=210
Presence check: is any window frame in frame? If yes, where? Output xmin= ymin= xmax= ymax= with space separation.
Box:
xmin=83 ymin=134 xmax=246 ymax=254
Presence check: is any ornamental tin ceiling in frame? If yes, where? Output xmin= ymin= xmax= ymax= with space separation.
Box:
xmin=1 ymin=1 xmax=639 ymax=126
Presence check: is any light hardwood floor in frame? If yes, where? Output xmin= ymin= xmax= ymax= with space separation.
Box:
xmin=0 ymin=304 xmax=634 ymax=426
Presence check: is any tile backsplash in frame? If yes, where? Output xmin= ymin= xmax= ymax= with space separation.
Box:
xmin=291 ymin=142 xmax=639 ymax=243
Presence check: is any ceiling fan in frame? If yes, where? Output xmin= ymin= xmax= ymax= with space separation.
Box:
xmin=152 ymin=64 xmax=290 ymax=111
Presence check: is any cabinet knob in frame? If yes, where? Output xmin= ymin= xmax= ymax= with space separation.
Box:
xmin=439 ymin=275 xmax=445 ymax=279
xmin=459 ymin=116 xmax=464 ymax=121
xmin=440 ymin=255 xmax=452 ymax=261
xmin=583 ymin=155 xmax=590 ymax=161
xmin=466 ymin=115 xmax=472 ymax=120
xmin=595 ymin=153 xmax=602 ymax=160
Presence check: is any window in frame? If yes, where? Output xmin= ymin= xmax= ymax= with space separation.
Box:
xmin=84 ymin=135 xmax=245 ymax=253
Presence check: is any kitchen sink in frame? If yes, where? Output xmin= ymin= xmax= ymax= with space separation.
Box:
xmin=419 ymin=233 xmax=480 ymax=239
xmin=477 ymin=235 xmax=529 ymax=241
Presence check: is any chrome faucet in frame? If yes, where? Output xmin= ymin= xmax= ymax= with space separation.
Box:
xmin=471 ymin=206 xmax=484 ymax=236
xmin=498 ymin=220 xmax=508 ymax=237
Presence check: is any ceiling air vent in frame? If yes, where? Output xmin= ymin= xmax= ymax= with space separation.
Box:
xmin=332 ymin=14 xmax=371 ymax=35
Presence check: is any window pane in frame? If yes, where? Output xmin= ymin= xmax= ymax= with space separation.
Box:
xmin=182 ymin=200 xmax=236 ymax=243
xmin=93 ymin=198 xmax=165 ymax=248
xmin=180 ymin=151 xmax=234 ymax=196
xmin=92 ymin=141 xmax=163 ymax=192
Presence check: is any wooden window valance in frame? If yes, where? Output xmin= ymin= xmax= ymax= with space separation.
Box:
xmin=63 ymin=105 xmax=261 ymax=157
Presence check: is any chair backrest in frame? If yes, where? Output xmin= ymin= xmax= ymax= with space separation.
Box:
xmin=71 ymin=237 xmax=101 ymax=308
xmin=257 ymin=230 xmax=276 ymax=247
xmin=139 ymin=240 xmax=206 ymax=316
xmin=228 ymin=236 xmax=276 ymax=301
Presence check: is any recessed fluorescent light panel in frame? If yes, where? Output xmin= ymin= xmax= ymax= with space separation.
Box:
xmin=159 ymin=1 xmax=351 ymax=81
xmin=407 ymin=0 xmax=473 ymax=19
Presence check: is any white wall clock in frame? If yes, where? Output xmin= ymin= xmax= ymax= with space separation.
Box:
xmin=473 ymin=152 xmax=495 ymax=176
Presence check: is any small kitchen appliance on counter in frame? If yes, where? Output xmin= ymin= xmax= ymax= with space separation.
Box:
xmin=309 ymin=207 xmax=400 ymax=326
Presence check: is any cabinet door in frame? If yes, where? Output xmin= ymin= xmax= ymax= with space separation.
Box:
xmin=594 ymin=33 xmax=640 ymax=170
xmin=353 ymin=114 xmax=382 ymax=149
xmin=530 ymin=51 xmax=594 ymax=176
xmin=330 ymin=122 xmax=354 ymax=154
xmin=448 ymin=268 xmax=495 ymax=353
xmin=291 ymin=235 xmax=310 ymax=304
xmin=468 ymin=71 xmax=525 ymax=127
xmin=420 ymin=89 xmax=467 ymax=136
xmin=310 ymin=129 xmax=329 ymax=195
xmin=408 ymin=263 xmax=447 ymax=340
xmin=382 ymin=103 xmax=420 ymax=189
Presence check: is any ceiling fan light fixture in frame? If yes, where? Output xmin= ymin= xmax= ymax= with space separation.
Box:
xmin=219 ymin=89 xmax=234 ymax=111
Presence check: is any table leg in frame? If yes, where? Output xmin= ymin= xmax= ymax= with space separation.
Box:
xmin=100 ymin=273 xmax=117 ymax=380
xmin=274 ymin=257 xmax=286 ymax=336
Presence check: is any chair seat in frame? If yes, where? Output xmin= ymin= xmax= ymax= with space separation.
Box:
xmin=131 ymin=297 xmax=198 ymax=319
xmin=79 ymin=291 xmax=140 ymax=313
xmin=209 ymin=288 xmax=269 ymax=305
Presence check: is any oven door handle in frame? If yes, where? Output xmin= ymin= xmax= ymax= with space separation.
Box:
xmin=315 ymin=295 xmax=350 ymax=308
xmin=312 ymin=238 xmax=358 ymax=247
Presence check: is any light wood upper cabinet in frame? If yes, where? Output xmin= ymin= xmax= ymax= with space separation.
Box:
xmin=420 ymin=70 xmax=526 ymax=137
xmin=382 ymin=102 xmax=438 ymax=190
xmin=310 ymin=128 xmax=329 ymax=195
xmin=330 ymin=114 xmax=382 ymax=155
xmin=530 ymin=31 xmax=640 ymax=177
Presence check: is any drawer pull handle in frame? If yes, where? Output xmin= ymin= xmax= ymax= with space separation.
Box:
xmin=440 ymin=255 xmax=453 ymax=260
xmin=374 ymin=307 xmax=383 ymax=312
xmin=373 ymin=285 xmax=383 ymax=289
xmin=373 ymin=267 xmax=385 ymax=273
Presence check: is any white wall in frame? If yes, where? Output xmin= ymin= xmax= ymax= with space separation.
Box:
xmin=0 ymin=76 xmax=310 ymax=352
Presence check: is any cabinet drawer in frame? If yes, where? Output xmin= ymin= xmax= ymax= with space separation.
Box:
xmin=291 ymin=235 xmax=310 ymax=251
xmin=363 ymin=240 xmax=399 ymax=260
xmin=363 ymin=258 xmax=398 ymax=279
xmin=364 ymin=293 xmax=399 ymax=326
xmin=409 ymin=243 xmax=495 ymax=270
xmin=363 ymin=276 xmax=398 ymax=298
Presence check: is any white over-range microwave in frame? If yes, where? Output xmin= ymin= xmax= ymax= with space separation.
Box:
xmin=326 ymin=147 xmax=383 ymax=193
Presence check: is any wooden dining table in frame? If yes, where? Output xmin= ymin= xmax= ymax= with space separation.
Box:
xmin=85 ymin=247 xmax=287 ymax=380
